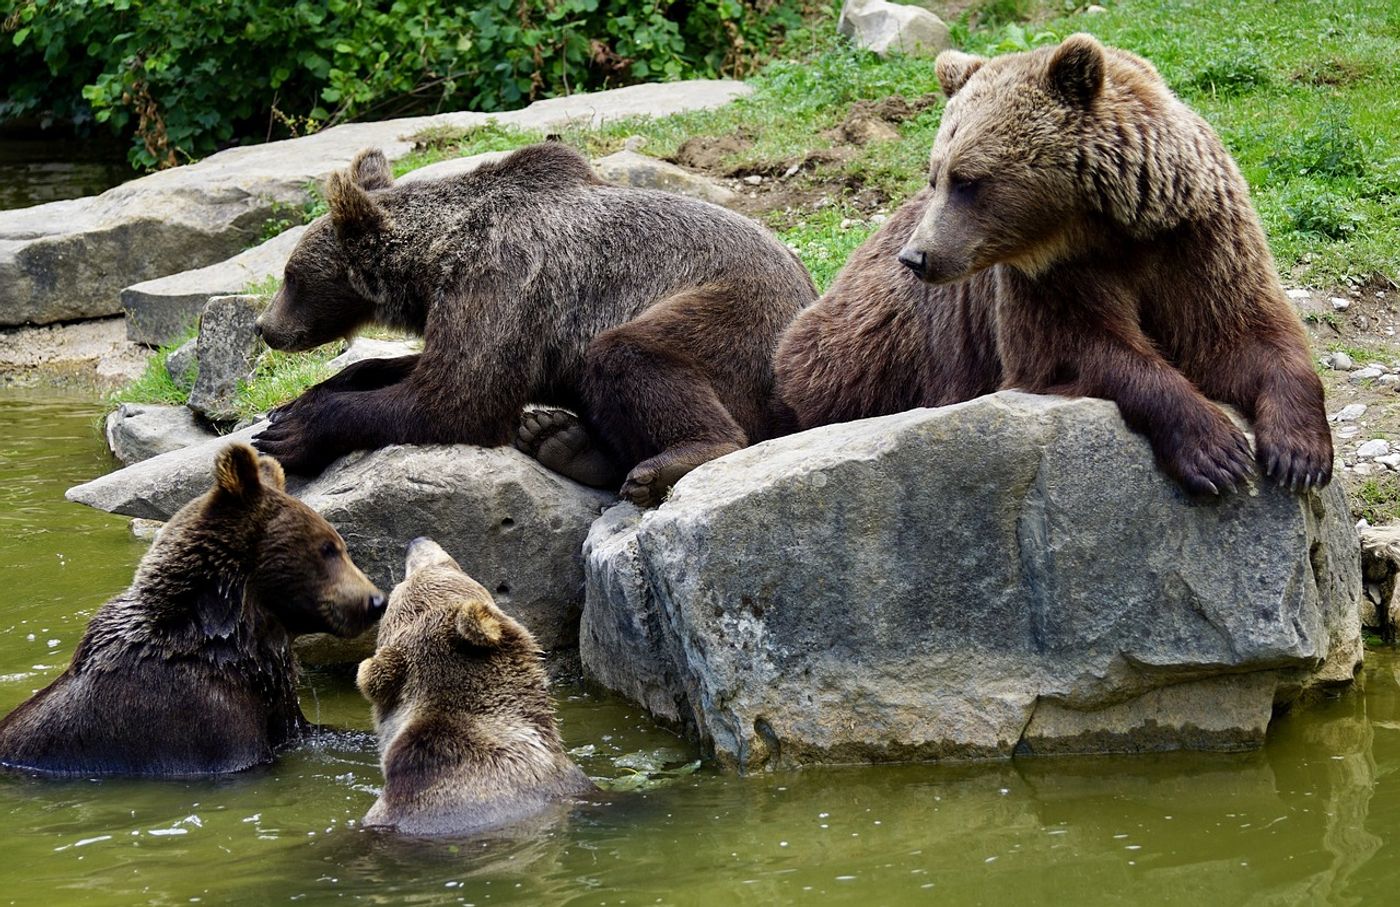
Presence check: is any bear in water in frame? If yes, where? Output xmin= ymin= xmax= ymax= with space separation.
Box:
xmin=0 ymin=444 xmax=384 ymax=777
xmin=357 ymin=537 xmax=593 ymax=836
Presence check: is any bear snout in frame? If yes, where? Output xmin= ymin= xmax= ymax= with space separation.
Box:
xmin=897 ymin=247 xmax=928 ymax=279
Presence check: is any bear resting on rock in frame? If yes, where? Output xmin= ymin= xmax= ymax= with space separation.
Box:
xmin=776 ymin=34 xmax=1331 ymax=496
xmin=0 ymin=444 xmax=385 ymax=777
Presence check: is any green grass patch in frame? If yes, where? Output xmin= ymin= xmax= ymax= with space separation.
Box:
xmin=780 ymin=207 xmax=879 ymax=292
xmin=232 ymin=346 xmax=342 ymax=420
xmin=108 ymin=329 xmax=197 ymax=408
xmin=1354 ymin=473 xmax=1400 ymax=525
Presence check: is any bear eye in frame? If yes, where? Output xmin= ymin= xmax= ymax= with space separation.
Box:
xmin=928 ymin=172 xmax=939 ymax=190
xmin=949 ymin=175 xmax=981 ymax=200
xmin=320 ymin=540 xmax=339 ymax=559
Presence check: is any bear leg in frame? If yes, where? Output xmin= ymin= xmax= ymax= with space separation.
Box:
xmin=515 ymin=408 xmax=625 ymax=488
xmin=584 ymin=323 xmax=748 ymax=507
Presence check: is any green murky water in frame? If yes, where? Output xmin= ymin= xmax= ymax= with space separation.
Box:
xmin=3 ymin=390 xmax=1400 ymax=906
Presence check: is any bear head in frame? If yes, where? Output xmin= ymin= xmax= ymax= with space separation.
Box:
xmin=899 ymin=33 xmax=1124 ymax=284
xmin=256 ymin=149 xmax=397 ymax=352
xmin=204 ymin=443 xmax=385 ymax=637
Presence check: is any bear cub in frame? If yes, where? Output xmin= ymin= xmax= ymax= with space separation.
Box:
xmin=0 ymin=444 xmax=385 ymax=777
xmin=357 ymin=537 xmax=593 ymax=836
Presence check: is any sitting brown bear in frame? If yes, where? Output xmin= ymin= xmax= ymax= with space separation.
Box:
xmin=0 ymin=444 xmax=385 ymax=777
xmin=357 ymin=537 xmax=593 ymax=836
xmin=254 ymin=142 xmax=817 ymax=506
xmin=776 ymin=35 xmax=1331 ymax=495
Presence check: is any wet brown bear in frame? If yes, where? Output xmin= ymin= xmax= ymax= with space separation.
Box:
xmin=776 ymin=34 xmax=1331 ymax=495
xmin=0 ymin=444 xmax=385 ymax=777
xmin=357 ymin=537 xmax=592 ymax=836
xmin=254 ymin=142 xmax=816 ymax=506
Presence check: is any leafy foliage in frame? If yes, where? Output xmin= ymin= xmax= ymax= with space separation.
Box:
xmin=1 ymin=0 xmax=803 ymax=168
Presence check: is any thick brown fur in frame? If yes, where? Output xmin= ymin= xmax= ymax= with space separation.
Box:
xmin=357 ymin=538 xmax=593 ymax=837
xmin=0 ymin=444 xmax=384 ymax=777
xmin=776 ymin=34 xmax=1331 ymax=495
xmin=254 ymin=143 xmax=816 ymax=505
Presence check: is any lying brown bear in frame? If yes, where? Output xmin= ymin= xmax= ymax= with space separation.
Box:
xmin=254 ymin=142 xmax=816 ymax=506
xmin=0 ymin=444 xmax=384 ymax=777
xmin=357 ymin=537 xmax=593 ymax=836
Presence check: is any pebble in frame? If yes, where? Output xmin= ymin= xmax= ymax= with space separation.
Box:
xmin=870 ymin=213 xmax=888 ymax=225
xmin=1085 ymin=3 xmax=1107 ymax=12
xmin=1353 ymin=462 xmax=1381 ymax=477
xmin=1286 ymin=288 xmax=1311 ymax=300
xmin=1332 ymin=403 xmax=1366 ymax=422
xmin=1330 ymin=296 xmax=1352 ymax=311
xmin=623 ymin=135 xmax=646 ymax=152
xmin=1323 ymin=352 xmax=1356 ymax=370
xmin=1379 ymin=374 xmax=1400 ymax=388
xmin=1351 ymin=365 xmax=1386 ymax=383
xmin=840 ymin=218 xmax=855 ymax=229
xmin=1377 ymin=454 xmax=1400 ymax=470
xmin=1356 ymin=439 xmax=1391 ymax=459
xmin=1338 ymin=425 xmax=1361 ymax=439
xmin=743 ymin=175 xmax=763 ymax=186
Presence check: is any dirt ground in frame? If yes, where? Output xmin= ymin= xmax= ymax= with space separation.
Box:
xmin=0 ymin=316 xmax=151 ymax=390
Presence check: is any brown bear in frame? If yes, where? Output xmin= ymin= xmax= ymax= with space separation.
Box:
xmin=253 ymin=142 xmax=816 ymax=506
xmin=776 ymin=34 xmax=1332 ymax=496
xmin=357 ymin=537 xmax=593 ymax=836
xmin=0 ymin=444 xmax=385 ymax=777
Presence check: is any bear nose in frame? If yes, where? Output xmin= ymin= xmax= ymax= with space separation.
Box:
xmin=369 ymin=593 xmax=387 ymax=615
xmin=897 ymin=247 xmax=927 ymax=278
xmin=252 ymin=320 xmax=264 ymax=338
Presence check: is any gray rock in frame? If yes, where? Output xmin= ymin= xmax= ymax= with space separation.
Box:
xmin=0 ymin=80 xmax=750 ymax=327
xmin=1356 ymin=439 xmax=1391 ymax=459
xmin=67 ymin=429 xmax=614 ymax=658
xmin=121 ymin=226 xmax=306 ymax=347
xmin=584 ymin=392 xmax=1362 ymax=770
xmin=580 ymin=504 xmax=688 ymax=725
xmin=326 ymin=336 xmax=421 ymax=372
xmin=129 ymin=518 xmax=165 ymax=542
xmin=1360 ymin=525 xmax=1400 ymax=636
xmin=592 ymin=150 xmax=737 ymax=206
xmin=1350 ymin=365 xmax=1385 ymax=383
xmin=396 ymin=151 xmax=513 ymax=185
xmin=1323 ymin=352 xmax=1356 ymax=370
xmin=105 ymin=403 xmax=218 ymax=465
xmin=165 ymin=338 xmax=198 ymax=390
xmin=1332 ymin=403 xmax=1366 ymax=422
xmin=837 ymin=0 xmax=951 ymax=57
xmin=187 ymin=295 xmax=265 ymax=422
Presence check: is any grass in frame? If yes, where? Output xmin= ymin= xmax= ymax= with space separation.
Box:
xmin=116 ymin=0 xmax=1400 ymax=417
xmin=109 ymin=329 xmax=197 ymax=408
xmin=1354 ymin=474 xmax=1400 ymax=526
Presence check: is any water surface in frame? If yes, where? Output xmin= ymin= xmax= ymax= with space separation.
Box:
xmin=0 ymin=139 xmax=130 ymax=211
xmin=2 ymin=390 xmax=1399 ymax=906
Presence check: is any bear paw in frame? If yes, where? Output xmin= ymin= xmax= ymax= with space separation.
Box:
xmin=1166 ymin=417 xmax=1255 ymax=496
xmin=515 ymin=408 xmax=622 ymax=488
xmin=1257 ymin=427 xmax=1334 ymax=492
xmin=621 ymin=441 xmax=742 ymax=508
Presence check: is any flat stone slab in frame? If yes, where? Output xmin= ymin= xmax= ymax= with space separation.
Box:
xmin=583 ymin=392 xmax=1363 ymax=770
xmin=592 ymin=150 xmax=737 ymax=206
xmin=105 ymin=403 xmax=218 ymax=465
xmin=2 ymin=80 xmax=750 ymax=327
xmin=122 ymin=226 xmax=306 ymax=347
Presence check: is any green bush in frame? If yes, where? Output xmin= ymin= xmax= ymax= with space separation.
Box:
xmin=1 ymin=0 xmax=803 ymax=169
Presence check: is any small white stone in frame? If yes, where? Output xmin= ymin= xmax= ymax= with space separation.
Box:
xmin=1353 ymin=462 xmax=1381 ymax=477
xmin=1332 ymin=403 xmax=1366 ymax=422
xmin=1376 ymin=453 xmax=1400 ymax=469
xmin=622 ymin=135 xmax=646 ymax=152
xmin=870 ymin=213 xmax=888 ymax=225
xmin=1356 ymin=439 xmax=1390 ymax=459
xmin=840 ymin=218 xmax=855 ymax=229
xmin=743 ymin=174 xmax=763 ymax=186
xmin=1379 ymin=374 xmax=1400 ymax=387
xmin=1358 ymin=518 xmax=1372 ymax=531
xmin=1286 ymin=288 xmax=1312 ymax=300
xmin=1330 ymin=296 xmax=1351 ymax=311
xmin=1085 ymin=3 xmax=1107 ymax=12
xmin=1324 ymin=352 xmax=1356 ymax=370
xmin=1338 ymin=425 xmax=1361 ymax=439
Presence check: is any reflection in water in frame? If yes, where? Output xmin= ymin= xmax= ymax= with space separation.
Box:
xmin=2 ymin=390 xmax=1400 ymax=905
xmin=0 ymin=139 xmax=130 ymax=211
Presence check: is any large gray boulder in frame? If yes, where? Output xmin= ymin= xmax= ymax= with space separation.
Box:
xmin=838 ymin=0 xmax=951 ymax=57
xmin=592 ymin=150 xmax=737 ymax=206
xmin=582 ymin=392 xmax=1362 ymax=770
xmin=1 ymin=80 xmax=750 ymax=327
xmin=122 ymin=226 xmax=306 ymax=347
xmin=67 ymin=429 xmax=615 ymax=657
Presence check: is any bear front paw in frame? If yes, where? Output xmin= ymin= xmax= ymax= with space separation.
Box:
xmin=1257 ymin=426 xmax=1334 ymax=492
xmin=1165 ymin=417 xmax=1255 ymax=496
xmin=253 ymin=411 xmax=336 ymax=475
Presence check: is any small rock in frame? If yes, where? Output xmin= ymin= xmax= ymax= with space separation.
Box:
xmin=1323 ymin=352 xmax=1356 ymax=370
xmin=1356 ymin=439 xmax=1391 ymax=459
xmin=326 ymin=337 xmax=421 ymax=373
xmin=1085 ymin=3 xmax=1108 ymax=12
xmin=838 ymin=0 xmax=951 ymax=58
xmin=870 ymin=213 xmax=888 ymax=225
xmin=1338 ymin=425 xmax=1361 ymax=439
xmin=1376 ymin=454 xmax=1400 ymax=470
xmin=1331 ymin=297 xmax=1352 ymax=311
xmin=592 ymin=150 xmax=739 ymax=206
xmin=1286 ymin=288 xmax=1312 ymax=300
xmin=1350 ymin=365 xmax=1385 ymax=383
xmin=743 ymin=175 xmax=764 ymax=186
xmin=105 ymin=403 xmax=218 ymax=465
xmin=622 ymin=135 xmax=646 ymax=152
xmin=187 ymin=295 xmax=265 ymax=422
xmin=129 ymin=518 xmax=164 ymax=542
xmin=1331 ymin=403 xmax=1366 ymax=422
xmin=840 ymin=218 xmax=856 ymax=229
xmin=1381 ymin=374 xmax=1400 ymax=389
xmin=165 ymin=338 xmax=198 ymax=390
xmin=1353 ymin=462 xmax=1381 ymax=477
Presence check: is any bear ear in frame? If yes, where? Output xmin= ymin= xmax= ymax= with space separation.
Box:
xmin=257 ymin=455 xmax=286 ymax=492
xmin=1048 ymin=32 xmax=1106 ymax=106
xmin=213 ymin=443 xmax=265 ymax=503
xmin=327 ymin=170 xmax=389 ymax=242
xmin=349 ymin=148 xmax=393 ymax=191
xmin=935 ymin=50 xmax=987 ymax=98
xmin=455 ymin=597 xmax=505 ymax=649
